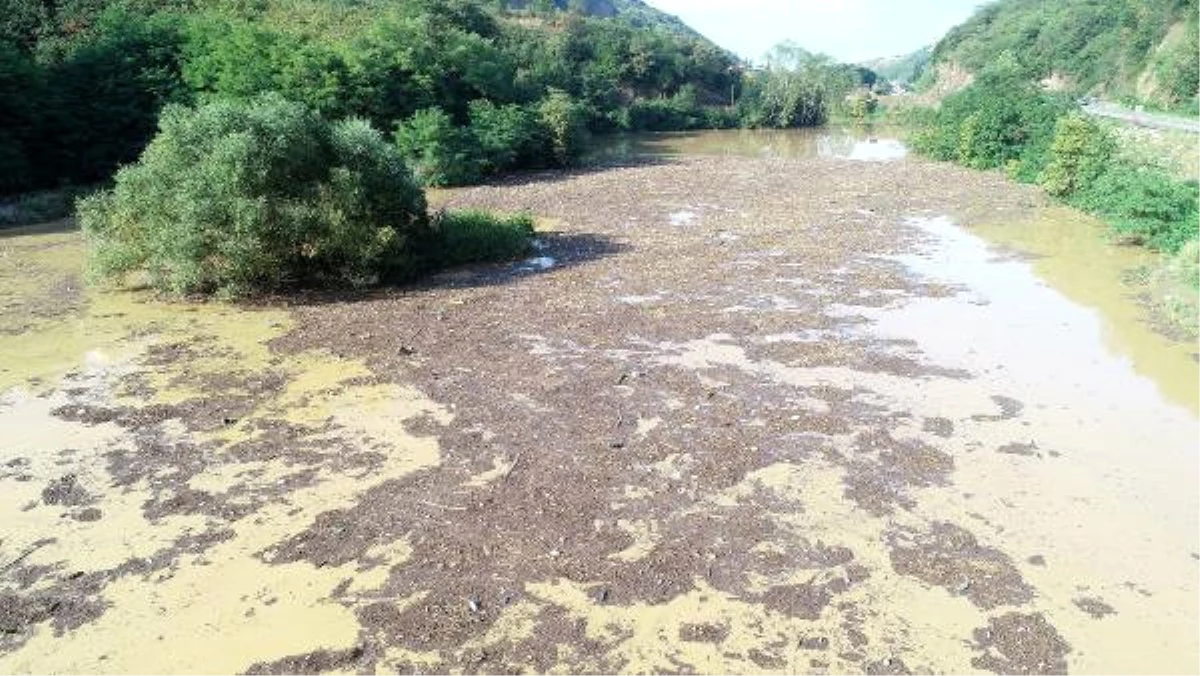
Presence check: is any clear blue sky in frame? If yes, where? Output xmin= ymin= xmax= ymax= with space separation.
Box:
xmin=642 ymin=0 xmax=985 ymax=64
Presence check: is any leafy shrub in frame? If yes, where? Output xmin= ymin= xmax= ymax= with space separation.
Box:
xmin=911 ymin=56 xmax=1068 ymax=180
xmin=80 ymin=95 xmax=428 ymax=296
xmin=738 ymin=70 xmax=829 ymax=128
xmin=423 ymin=210 xmax=534 ymax=268
xmin=537 ymin=90 xmax=589 ymax=166
xmin=626 ymin=85 xmax=709 ymax=131
xmin=1075 ymin=164 xmax=1199 ymax=253
xmin=736 ymin=45 xmax=856 ymax=129
xmin=468 ymin=100 xmax=548 ymax=173
xmin=182 ymin=16 xmax=357 ymax=120
xmin=700 ymin=106 xmax=740 ymax=129
xmin=1039 ymin=114 xmax=1115 ymax=197
xmin=395 ymin=107 xmax=482 ymax=187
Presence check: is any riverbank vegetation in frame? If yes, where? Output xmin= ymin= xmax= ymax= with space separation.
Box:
xmin=0 ymin=0 xmax=721 ymax=196
xmin=1 ymin=0 xmax=883 ymax=295
xmin=0 ymin=0 xmax=887 ymax=297
xmin=903 ymin=0 xmax=1200 ymax=336
xmin=908 ymin=52 xmax=1198 ymax=335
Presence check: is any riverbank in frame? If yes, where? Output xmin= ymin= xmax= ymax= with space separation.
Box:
xmin=879 ymin=91 xmax=1200 ymax=340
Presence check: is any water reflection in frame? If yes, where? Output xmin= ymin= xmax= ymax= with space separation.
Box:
xmin=889 ymin=212 xmax=1198 ymax=415
xmin=844 ymin=137 xmax=908 ymax=161
xmin=586 ymin=126 xmax=907 ymax=164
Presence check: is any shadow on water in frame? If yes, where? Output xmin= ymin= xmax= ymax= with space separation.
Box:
xmin=0 ymin=218 xmax=78 ymax=239
xmin=280 ymin=231 xmax=630 ymax=308
xmin=418 ymin=230 xmax=629 ymax=289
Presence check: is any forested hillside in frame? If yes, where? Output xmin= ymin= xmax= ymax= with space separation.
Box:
xmin=860 ymin=46 xmax=931 ymax=85
xmin=0 ymin=0 xmax=744 ymax=195
xmin=926 ymin=0 xmax=1198 ymax=110
xmin=506 ymin=0 xmax=698 ymax=35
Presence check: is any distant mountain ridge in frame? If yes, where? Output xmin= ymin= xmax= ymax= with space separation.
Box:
xmin=505 ymin=0 xmax=700 ymax=36
xmin=859 ymin=46 xmax=932 ymax=84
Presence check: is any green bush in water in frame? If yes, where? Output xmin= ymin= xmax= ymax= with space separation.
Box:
xmin=424 ymin=210 xmax=535 ymax=269
xmin=537 ymin=89 xmax=589 ymax=167
xmin=1075 ymin=164 xmax=1199 ymax=253
xmin=395 ymin=107 xmax=483 ymax=187
xmin=79 ymin=94 xmax=428 ymax=296
xmin=1039 ymin=113 xmax=1116 ymax=198
xmin=468 ymin=100 xmax=549 ymax=173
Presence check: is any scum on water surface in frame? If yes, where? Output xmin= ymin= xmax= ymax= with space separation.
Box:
xmin=0 ymin=131 xmax=1196 ymax=674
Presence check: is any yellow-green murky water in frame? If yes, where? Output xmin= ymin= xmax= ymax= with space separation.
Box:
xmin=855 ymin=210 xmax=1199 ymax=673
xmin=878 ymin=208 xmax=1198 ymax=415
xmin=585 ymin=126 xmax=908 ymax=164
xmin=0 ymin=221 xmax=449 ymax=673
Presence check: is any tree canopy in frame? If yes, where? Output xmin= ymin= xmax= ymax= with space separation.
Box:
xmin=0 ymin=0 xmax=873 ymax=195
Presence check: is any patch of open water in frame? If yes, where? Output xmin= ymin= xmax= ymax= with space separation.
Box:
xmin=843 ymin=212 xmax=1200 ymax=673
xmin=586 ymin=126 xmax=908 ymax=164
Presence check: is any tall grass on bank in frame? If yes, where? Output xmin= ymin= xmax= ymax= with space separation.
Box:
xmin=1152 ymin=238 xmax=1200 ymax=337
xmin=423 ymin=210 xmax=535 ymax=269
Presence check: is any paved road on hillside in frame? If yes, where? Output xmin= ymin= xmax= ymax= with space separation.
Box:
xmin=1083 ymin=100 xmax=1200 ymax=133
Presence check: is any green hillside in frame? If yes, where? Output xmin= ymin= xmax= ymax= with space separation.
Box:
xmin=860 ymin=46 xmax=932 ymax=84
xmin=506 ymin=0 xmax=698 ymax=35
xmin=928 ymin=0 xmax=1198 ymax=108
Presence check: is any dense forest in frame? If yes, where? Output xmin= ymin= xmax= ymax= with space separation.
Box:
xmin=0 ymin=0 xmax=875 ymax=197
xmin=925 ymin=0 xmax=1199 ymax=111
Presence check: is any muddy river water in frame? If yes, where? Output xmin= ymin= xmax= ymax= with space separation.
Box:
xmin=1 ymin=129 xmax=1196 ymax=674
